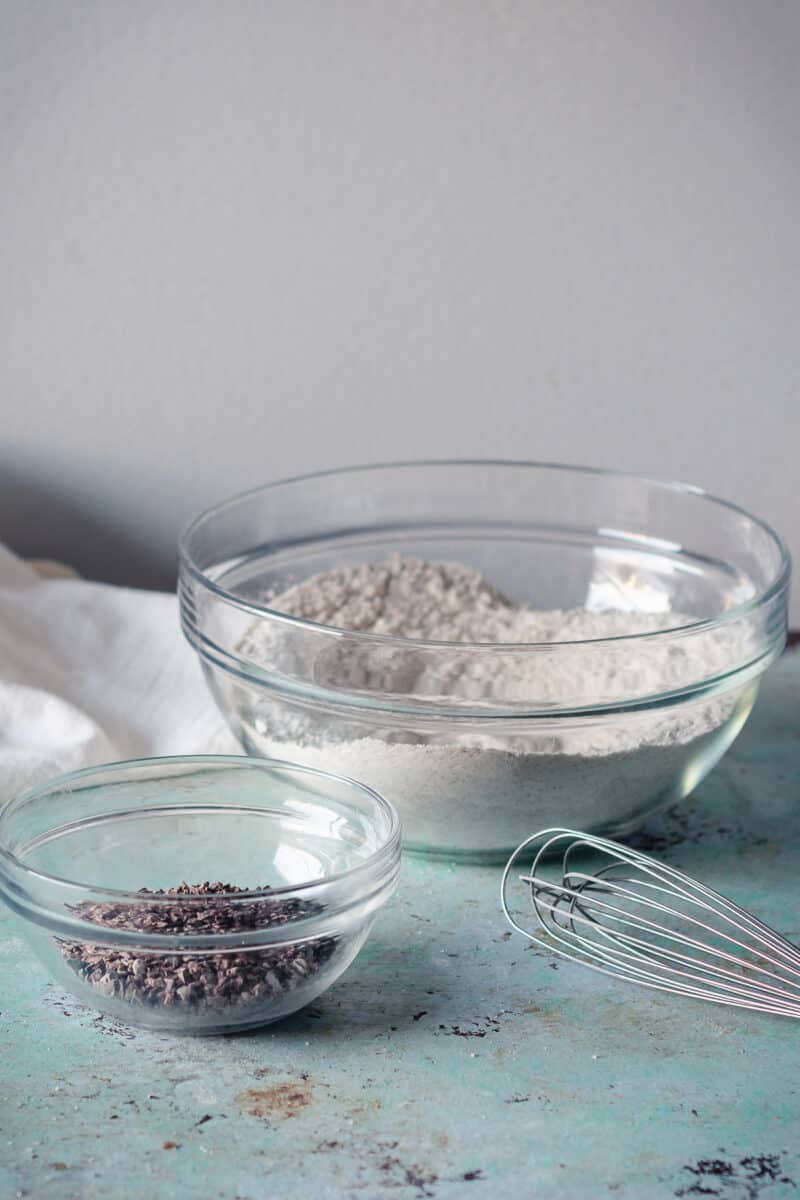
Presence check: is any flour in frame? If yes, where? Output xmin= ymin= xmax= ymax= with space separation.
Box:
xmin=237 ymin=557 xmax=751 ymax=856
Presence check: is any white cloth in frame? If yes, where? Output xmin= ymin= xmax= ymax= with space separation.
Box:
xmin=0 ymin=543 xmax=236 ymax=803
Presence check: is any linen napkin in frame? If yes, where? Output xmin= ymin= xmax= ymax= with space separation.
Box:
xmin=0 ymin=542 xmax=237 ymax=804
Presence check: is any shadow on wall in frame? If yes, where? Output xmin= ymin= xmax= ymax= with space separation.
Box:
xmin=0 ymin=463 xmax=174 ymax=590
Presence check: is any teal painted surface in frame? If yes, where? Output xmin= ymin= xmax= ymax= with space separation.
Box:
xmin=2 ymin=653 xmax=799 ymax=1200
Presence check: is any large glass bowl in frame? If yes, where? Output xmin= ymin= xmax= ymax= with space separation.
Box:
xmin=178 ymin=462 xmax=790 ymax=862
xmin=0 ymin=756 xmax=400 ymax=1033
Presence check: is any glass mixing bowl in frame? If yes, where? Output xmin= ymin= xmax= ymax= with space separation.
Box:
xmin=178 ymin=462 xmax=790 ymax=862
xmin=0 ymin=756 xmax=400 ymax=1033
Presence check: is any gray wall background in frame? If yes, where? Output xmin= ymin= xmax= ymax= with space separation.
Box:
xmin=2 ymin=1 xmax=799 ymax=620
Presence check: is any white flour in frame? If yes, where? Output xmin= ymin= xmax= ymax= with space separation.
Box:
xmin=238 ymin=557 xmax=750 ymax=855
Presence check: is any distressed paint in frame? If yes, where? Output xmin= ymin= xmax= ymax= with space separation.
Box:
xmin=2 ymin=653 xmax=799 ymax=1200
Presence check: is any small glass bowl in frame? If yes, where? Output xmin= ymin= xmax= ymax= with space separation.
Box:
xmin=178 ymin=461 xmax=790 ymax=862
xmin=0 ymin=756 xmax=400 ymax=1034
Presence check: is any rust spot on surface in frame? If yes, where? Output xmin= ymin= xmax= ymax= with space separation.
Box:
xmin=49 ymin=1162 xmax=67 ymax=1171
xmin=346 ymin=1098 xmax=382 ymax=1118
xmin=236 ymin=1079 xmax=314 ymax=1121
xmin=522 ymin=1002 xmax=562 ymax=1028
xmin=162 ymin=1141 xmax=180 ymax=1150
xmin=528 ymin=1075 xmax=578 ymax=1102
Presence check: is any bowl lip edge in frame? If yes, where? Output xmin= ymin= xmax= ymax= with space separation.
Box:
xmin=0 ymin=753 xmax=402 ymax=907
xmin=176 ymin=459 xmax=792 ymax=650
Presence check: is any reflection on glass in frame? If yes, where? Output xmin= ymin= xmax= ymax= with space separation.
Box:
xmin=274 ymin=842 xmax=324 ymax=885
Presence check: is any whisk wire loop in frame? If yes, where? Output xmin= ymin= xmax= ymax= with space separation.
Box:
xmin=525 ymin=871 xmax=800 ymax=985
xmin=501 ymin=828 xmax=800 ymax=1019
xmin=530 ymin=890 xmax=800 ymax=1009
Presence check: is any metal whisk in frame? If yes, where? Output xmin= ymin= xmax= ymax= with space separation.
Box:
xmin=500 ymin=828 xmax=800 ymax=1018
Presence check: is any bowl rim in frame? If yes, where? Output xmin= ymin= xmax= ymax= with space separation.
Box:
xmin=0 ymin=754 xmax=402 ymax=906
xmin=178 ymin=459 xmax=792 ymax=650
